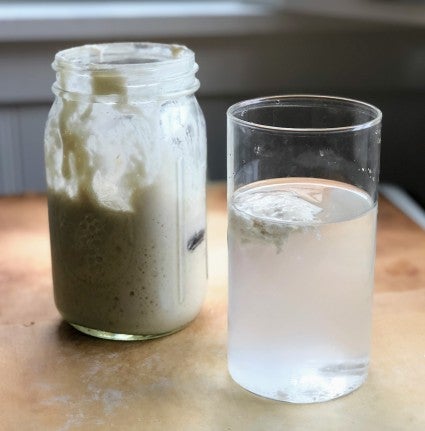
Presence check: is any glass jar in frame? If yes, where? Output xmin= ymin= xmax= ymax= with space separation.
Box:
xmin=44 ymin=42 xmax=207 ymax=340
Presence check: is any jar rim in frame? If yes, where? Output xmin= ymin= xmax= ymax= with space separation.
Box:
xmin=53 ymin=42 xmax=194 ymax=72
xmin=52 ymin=42 xmax=199 ymax=99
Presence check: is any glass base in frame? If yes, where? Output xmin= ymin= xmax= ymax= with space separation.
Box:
xmin=70 ymin=322 xmax=185 ymax=341
xmin=229 ymin=361 xmax=368 ymax=404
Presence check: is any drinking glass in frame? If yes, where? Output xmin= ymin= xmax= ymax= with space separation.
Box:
xmin=227 ymin=95 xmax=382 ymax=403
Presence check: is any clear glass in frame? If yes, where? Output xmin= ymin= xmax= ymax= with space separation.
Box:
xmin=227 ymin=95 xmax=382 ymax=403
xmin=45 ymin=42 xmax=207 ymax=340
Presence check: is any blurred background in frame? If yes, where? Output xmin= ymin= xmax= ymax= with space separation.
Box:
xmin=0 ymin=0 xmax=424 ymax=206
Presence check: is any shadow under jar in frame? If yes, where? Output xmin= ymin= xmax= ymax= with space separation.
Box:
xmin=45 ymin=42 xmax=207 ymax=340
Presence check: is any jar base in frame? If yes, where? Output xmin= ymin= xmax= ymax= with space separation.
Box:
xmin=69 ymin=322 xmax=186 ymax=341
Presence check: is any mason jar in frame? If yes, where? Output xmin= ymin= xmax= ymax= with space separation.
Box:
xmin=44 ymin=42 xmax=207 ymax=340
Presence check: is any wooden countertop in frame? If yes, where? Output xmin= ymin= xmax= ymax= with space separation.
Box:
xmin=0 ymin=184 xmax=424 ymax=430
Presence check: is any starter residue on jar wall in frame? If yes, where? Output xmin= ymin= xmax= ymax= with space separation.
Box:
xmin=56 ymin=71 xmax=139 ymax=204
xmin=45 ymin=63 xmax=207 ymax=337
xmin=91 ymin=71 xmax=127 ymax=97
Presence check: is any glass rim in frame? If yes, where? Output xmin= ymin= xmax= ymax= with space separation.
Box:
xmin=227 ymin=94 xmax=382 ymax=133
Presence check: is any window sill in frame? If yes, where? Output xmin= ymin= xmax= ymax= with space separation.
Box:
xmin=0 ymin=1 xmax=289 ymax=42
xmin=1 ymin=0 xmax=423 ymax=43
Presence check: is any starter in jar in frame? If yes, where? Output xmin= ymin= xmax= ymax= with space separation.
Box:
xmin=45 ymin=43 xmax=207 ymax=339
